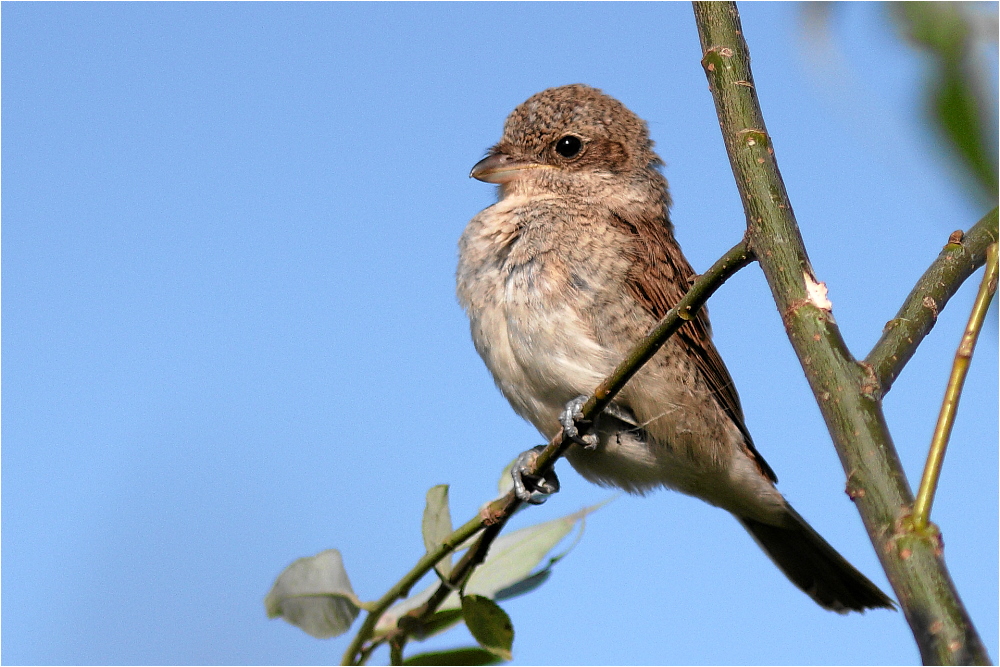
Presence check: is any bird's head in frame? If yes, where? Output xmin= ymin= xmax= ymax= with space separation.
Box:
xmin=471 ymin=84 xmax=666 ymax=202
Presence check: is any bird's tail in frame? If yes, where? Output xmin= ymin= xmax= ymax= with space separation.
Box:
xmin=738 ymin=507 xmax=895 ymax=613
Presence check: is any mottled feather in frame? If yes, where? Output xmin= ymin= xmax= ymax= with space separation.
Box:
xmin=608 ymin=208 xmax=778 ymax=483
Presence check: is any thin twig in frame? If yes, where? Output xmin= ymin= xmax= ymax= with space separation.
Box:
xmin=388 ymin=639 xmax=403 ymax=666
xmin=340 ymin=514 xmax=486 ymax=665
xmin=912 ymin=243 xmax=998 ymax=530
xmin=339 ymin=240 xmax=754 ymax=665
xmin=378 ymin=513 xmax=515 ymax=656
xmin=525 ymin=240 xmax=755 ymax=479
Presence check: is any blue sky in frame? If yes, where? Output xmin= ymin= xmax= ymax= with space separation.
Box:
xmin=4 ymin=3 xmax=996 ymax=665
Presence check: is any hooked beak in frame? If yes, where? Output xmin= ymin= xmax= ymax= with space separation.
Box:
xmin=470 ymin=153 xmax=550 ymax=184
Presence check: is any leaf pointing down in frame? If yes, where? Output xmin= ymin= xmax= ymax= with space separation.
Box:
xmin=462 ymin=595 xmax=514 ymax=661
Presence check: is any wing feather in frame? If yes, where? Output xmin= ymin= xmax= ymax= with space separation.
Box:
xmin=610 ymin=209 xmax=777 ymax=483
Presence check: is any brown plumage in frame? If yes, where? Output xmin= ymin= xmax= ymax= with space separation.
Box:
xmin=457 ymin=84 xmax=893 ymax=613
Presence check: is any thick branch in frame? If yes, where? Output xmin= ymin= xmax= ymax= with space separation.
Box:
xmin=693 ymin=3 xmax=989 ymax=664
xmin=866 ymin=208 xmax=998 ymax=394
xmin=341 ymin=240 xmax=754 ymax=665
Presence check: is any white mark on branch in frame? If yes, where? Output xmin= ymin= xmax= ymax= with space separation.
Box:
xmin=922 ymin=295 xmax=938 ymax=321
xmin=804 ymin=272 xmax=833 ymax=311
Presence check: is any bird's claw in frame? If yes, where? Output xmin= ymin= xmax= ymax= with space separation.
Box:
xmin=511 ymin=445 xmax=560 ymax=504
xmin=560 ymin=395 xmax=598 ymax=450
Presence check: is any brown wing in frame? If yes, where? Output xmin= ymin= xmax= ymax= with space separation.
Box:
xmin=610 ymin=210 xmax=777 ymax=483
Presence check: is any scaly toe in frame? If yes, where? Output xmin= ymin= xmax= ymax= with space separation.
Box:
xmin=560 ymin=395 xmax=596 ymax=447
xmin=510 ymin=445 xmax=560 ymax=504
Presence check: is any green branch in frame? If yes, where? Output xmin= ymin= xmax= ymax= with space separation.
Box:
xmin=912 ymin=242 xmax=998 ymax=530
xmin=340 ymin=513 xmax=486 ymax=665
xmin=692 ymin=2 xmax=989 ymax=664
xmin=340 ymin=240 xmax=754 ymax=665
xmin=866 ymin=208 xmax=998 ymax=393
xmin=370 ymin=513 xmax=515 ymax=663
xmin=527 ymin=240 xmax=755 ymax=478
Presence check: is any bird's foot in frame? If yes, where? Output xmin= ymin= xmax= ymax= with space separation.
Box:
xmin=560 ymin=395 xmax=598 ymax=450
xmin=511 ymin=445 xmax=560 ymax=504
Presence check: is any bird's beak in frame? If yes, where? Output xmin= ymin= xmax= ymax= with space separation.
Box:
xmin=470 ymin=153 xmax=549 ymax=184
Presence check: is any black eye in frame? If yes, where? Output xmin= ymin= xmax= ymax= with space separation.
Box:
xmin=555 ymin=135 xmax=582 ymax=158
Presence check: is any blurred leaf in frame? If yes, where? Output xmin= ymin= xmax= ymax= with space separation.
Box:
xmin=462 ymin=595 xmax=514 ymax=661
xmin=932 ymin=64 xmax=997 ymax=201
xmin=897 ymin=1 xmax=968 ymax=58
xmin=412 ymin=608 xmax=464 ymax=639
xmin=423 ymin=484 xmax=453 ymax=579
xmin=397 ymin=608 xmax=465 ymax=641
xmin=484 ymin=458 xmax=526 ymax=519
xmin=402 ymin=647 xmax=503 ymax=666
xmin=374 ymin=577 xmax=440 ymax=638
xmin=497 ymin=459 xmax=516 ymax=497
xmin=264 ymin=549 xmax=361 ymax=639
xmin=892 ymin=1 xmax=998 ymax=204
xmin=463 ymin=503 xmax=596 ymax=597
xmin=493 ymin=569 xmax=551 ymax=602
xmin=374 ymin=502 xmax=605 ymax=637
xmin=491 ymin=496 xmax=605 ymax=601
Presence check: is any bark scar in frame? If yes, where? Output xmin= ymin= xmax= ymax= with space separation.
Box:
xmin=922 ymin=295 xmax=939 ymax=321
xmin=804 ymin=272 xmax=833 ymax=311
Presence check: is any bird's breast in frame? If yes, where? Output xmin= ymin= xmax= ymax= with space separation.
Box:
xmin=502 ymin=252 xmax=613 ymax=409
xmin=457 ymin=195 xmax=617 ymax=434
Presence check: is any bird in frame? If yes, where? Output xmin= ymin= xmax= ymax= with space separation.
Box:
xmin=456 ymin=83 xmax=894 ymax=613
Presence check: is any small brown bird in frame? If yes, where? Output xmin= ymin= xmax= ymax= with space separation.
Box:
xmin=456 ymin=84 xmax=893 ymax=613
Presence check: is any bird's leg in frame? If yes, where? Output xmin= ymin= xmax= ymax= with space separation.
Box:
xmin=511 ymin=445 xmax=560 ymax=504
xmin=560 ymin=395 xmax=599 ymax=450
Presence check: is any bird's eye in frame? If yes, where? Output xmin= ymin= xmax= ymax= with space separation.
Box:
xmin=555 ymin=135 xmax=582 ymax=159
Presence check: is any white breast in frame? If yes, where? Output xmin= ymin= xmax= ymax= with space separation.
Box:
xmin=457 ymin=196 xmax=614 ymax=436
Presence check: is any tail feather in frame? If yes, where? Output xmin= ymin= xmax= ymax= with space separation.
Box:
xmin=739 ymin=508 xmax=895 ymax=613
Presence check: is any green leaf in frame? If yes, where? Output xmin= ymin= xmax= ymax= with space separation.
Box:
xmin=493 ymin=569 xmax=551 ymax=602
xmin=264 ymin=549 xmax=361 ymax=639
xmin=464 ymin=502 xmax=602 ymax=598
xmin=892 ymin=2 xmax=998 ymax=204
xmin=374 ymin=502 xmax=608 ymax=638
xmin=896 ymin=2 xmax=968 ymax=58
xmin=932 ymin=64 xmax=997 ymax=202
xmin=406 ymin=608 xmax=465 ymax=640
xmin=497 ymin=459 xmax=516 ymax=496
xmin=402 ymin=647 xmax=503 ymax=666
xmin=422 ymin=484 xmax=453 ymax=579
xmin=373 ymin=579 xmax=439 ymax=637
xmin=420 ymin=608 xmax=465 ymax=638
xmin=461 ymin=595 xmax=513 ymax=661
